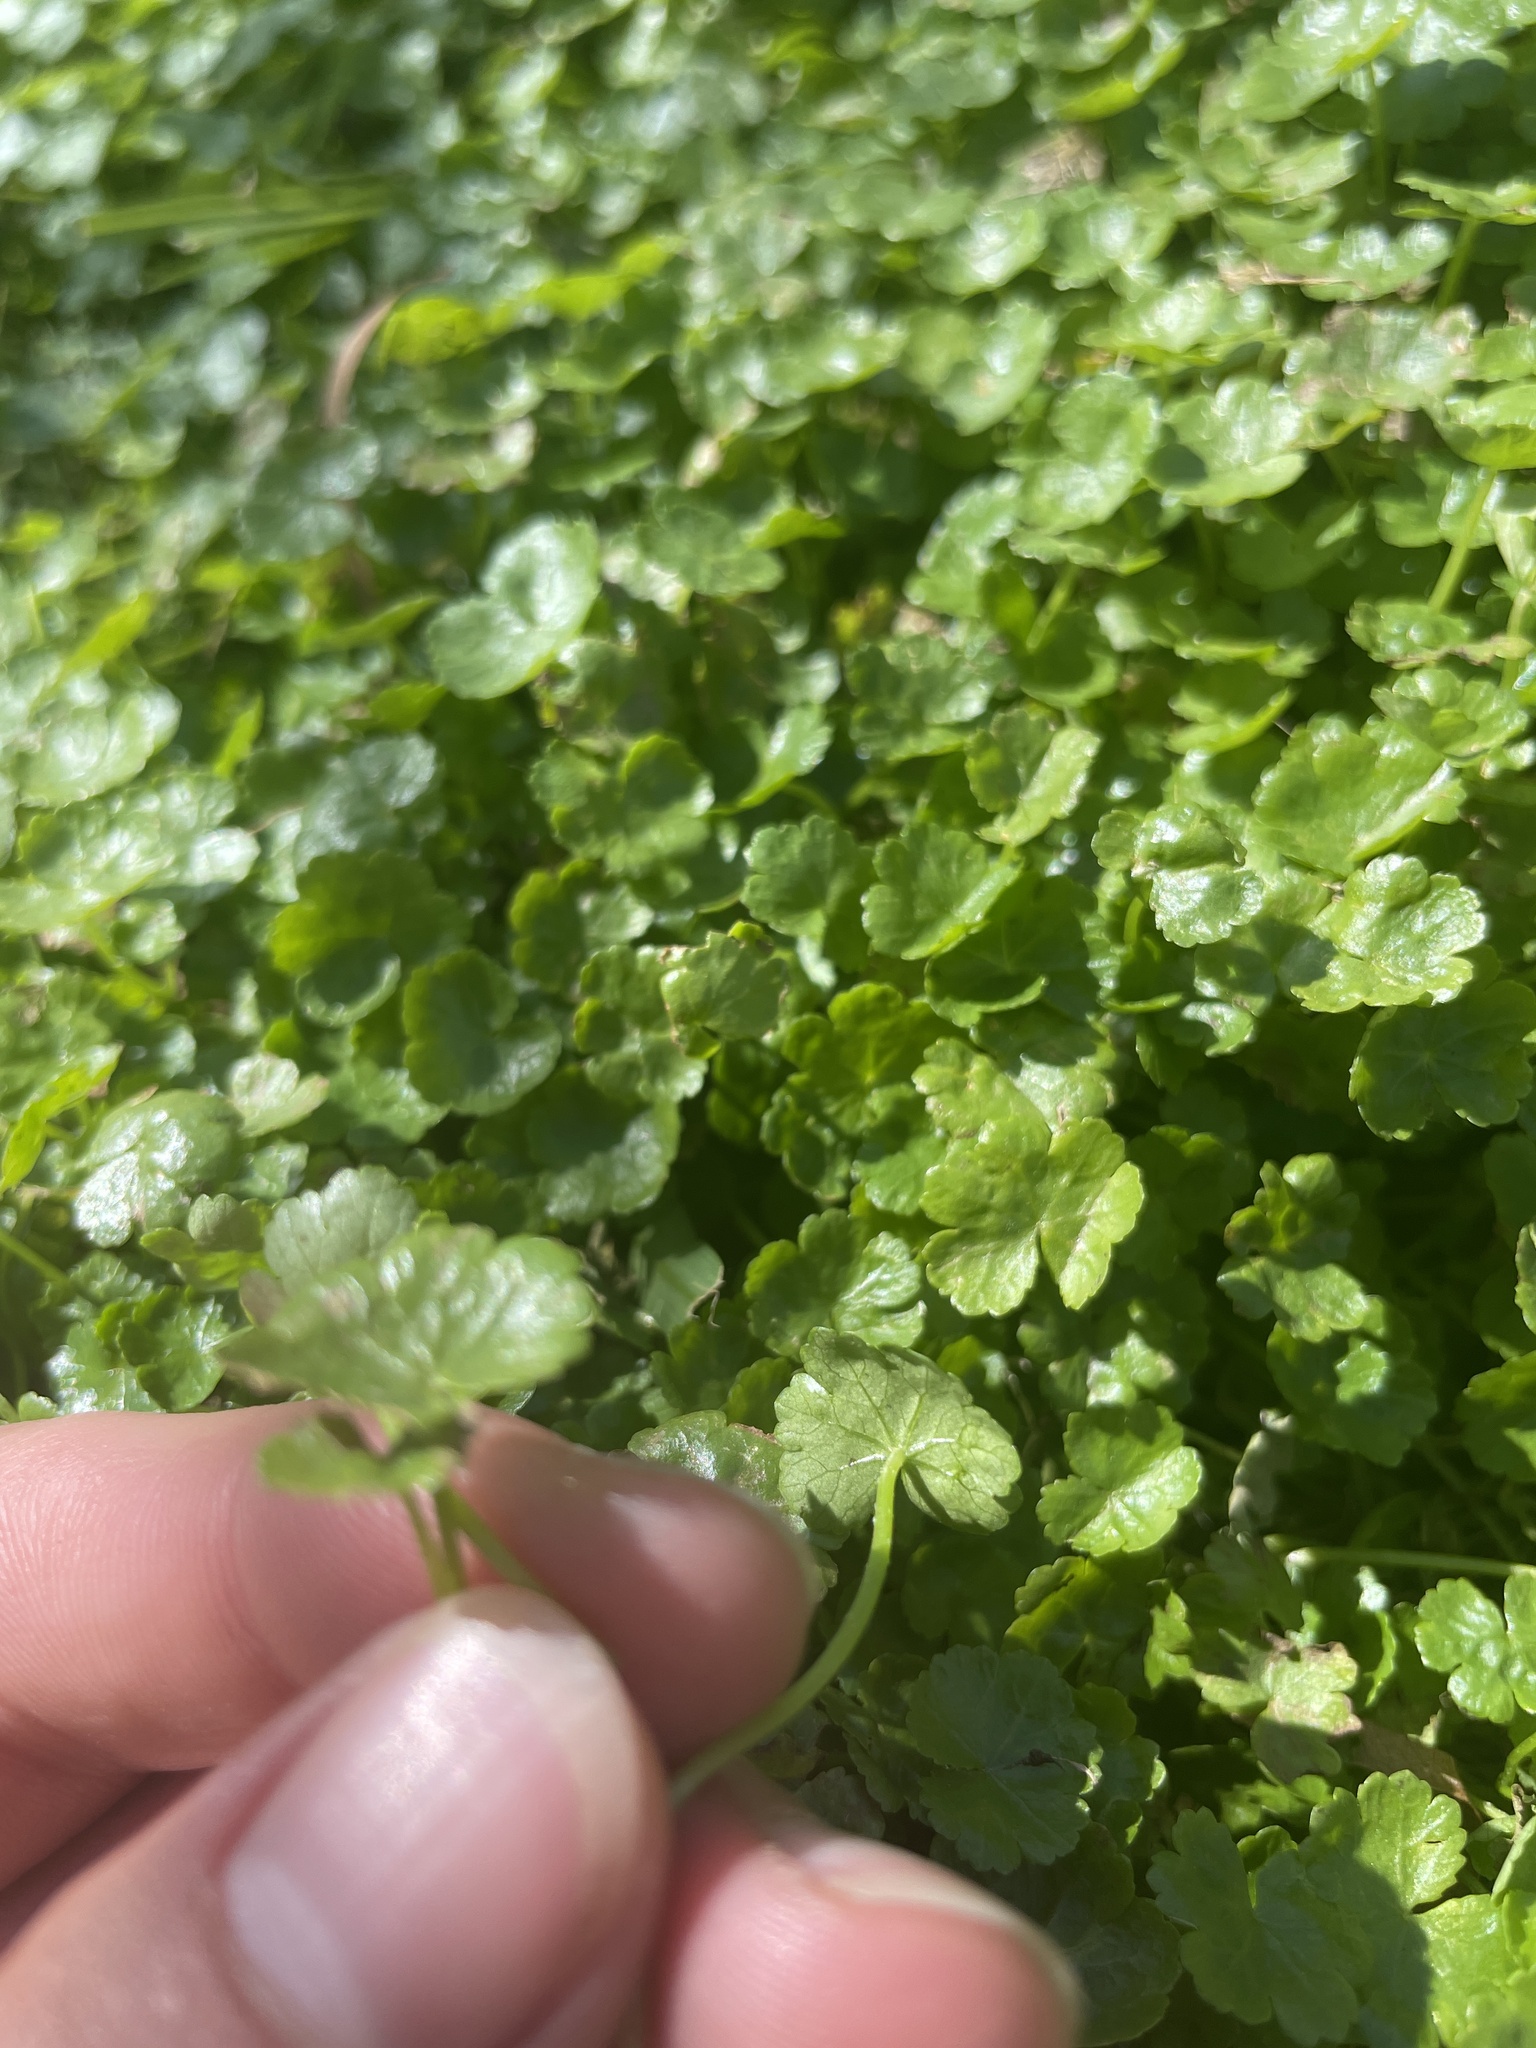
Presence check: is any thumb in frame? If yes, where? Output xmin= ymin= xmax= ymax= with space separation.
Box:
xmin=0 ymin=1588 xmax=667 ymax=2048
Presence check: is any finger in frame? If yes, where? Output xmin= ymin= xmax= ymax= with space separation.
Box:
xmin=0 ymin=1774 xmax=194 ymax=1952
xmin=0 ymin=1586 xmax=667 ymax=2048
xmin=0 ymin=1408 xmax=811 ymax=1883
xmin=649 ymin=1771 xmax=1082 ymax=2048
xmin=460 ymin=1414 xmax=818 ymax=1760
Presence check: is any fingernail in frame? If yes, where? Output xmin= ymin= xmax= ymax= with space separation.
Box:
xmin=224 ymin=1589 xmax=653 ymax=2048
xmin=729 ymin=1768 xmax=1083 ymax=2041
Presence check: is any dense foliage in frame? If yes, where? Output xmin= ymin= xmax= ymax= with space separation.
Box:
xmin=14 ymin=0 xmax=1536 ymax=2037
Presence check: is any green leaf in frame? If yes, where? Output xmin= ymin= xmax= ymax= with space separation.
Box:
xmin=661 ymin=925 xmax=790 ymax=1043
xmin=268 ymin=852 xmax=468 ymax=1026
xmin=1007 ymin=374 xmax=1161 ymax=535
xmin=744 ymin=1209 xmax=924 ymax=1357
xmin=574 ymin=945 xmax=707 ymax=1105
xmin=1150 ymin=377 xmax=1308 ymax=508
xmin=259 ymin=1417 xmax=459 ymax=1497
xmin=1039 ymin=1404 xmax=1203 ymax=1557
xmin=1459 ymin=1353 xmax=1536 ymax=1480
xmin=743 ymin=816 xmax=873 ymax=973
xmin=223 ymin=1224 xmax=593 ymax=1425
xmin=775 ymin=1329 xmax=1021 ymax=1535
xmin=468 ymin=1070 xmax=681 ymax=1225
xmin=16 ymin=680 xmax=180 ymax=810
xmin=224 ymin=1052 xmax=330 ymax=1139
xmin=919 ymin=1046 xmax=1143 ymax=1315
xmin=1266 ymin=1318 xmax=1436 ymax=1468
xmin=262 ymin=1166 xmax=420 ymax=1298
xmin=1 ymin=1043 xmax=119 ymax=1192
xmin=73 ymin=1092 xmax=244 ymax=1248
xmin=1250 ymin=716 xmax=1464 ymax=878
xmin=628 ymin=1410 xmax=785 ymax=1507
xmin=0 ymin=774 xmax=256 ymax=934
xmin=1416 ymin=1572 xmax=1536 ymax=1723
xmin=907 ymin=1645 xmax=1099 ymax=1872
xmin=509 ymin=863 xmax=651 ymax=996
xmin=965 ymin=709 xmax=1101 ymax=847
xmin=903 ymin=297 xmax=1056 ymax=435
xmin=426 ymin=515 xmax=601 ymax=697
xmin=923 ymin=871 xmax=1092 ymax=1027
xmin=862 ymin=823 xmax=1012 ymax=961
xmin=532 ymin=736 xmax=714 ymax=877
xmin=1149 ymin=1807 xmax=1363 ymax=2046
xmin=402 ymin=949 xmax=561 ymax=1117
xmin=1286 ymin=856 xmax=1485 ymax=1012
xmin=1350 ymin=980 xmax=1536 ymax=1139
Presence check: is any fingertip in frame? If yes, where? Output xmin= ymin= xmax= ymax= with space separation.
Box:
xmin=461 ymin=1417 xmax=816 ymax=1759
xmin=653 ymin=1771 xmax=1080 ymax=2048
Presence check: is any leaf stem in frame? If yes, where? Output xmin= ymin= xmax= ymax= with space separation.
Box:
xmin=1367 ymin=69 xmax=1389 ymax=210
xmin=1183 ymin=1426 xmax=1242 ymax=1465
xmin=438 ymin=1486 xmax=546 ymax=1593
xmin=1501 ymin=1728 xmax=1536 ymax=1798
xmin=434 ymin=1490 xmax=468 ymax=1594
xmin=0 ymin=1225 xmax=71 ymax=1292
xmin=404 ymin=1490 xmax=461 ymax=1599
xmin=1288 ymin=1545 xmax=1521 ymax=1578
xmin=1504 ymin=583 xmax=1536 ymax=686
xmin=1430 ymin=466 xmax=1497 ymax=612
xmin=669 ymin=1451 xmax=903 ymax=1807
xmin=1024 ymin=565 xmax=1078 ymax=654
xmin=1436 ymin=216 xmax=1480 ymax=311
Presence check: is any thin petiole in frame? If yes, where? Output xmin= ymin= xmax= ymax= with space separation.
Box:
xmin=1435 ymin=216 xmax=1480 ymax=311
xmin=1024 ymin=564 xmax=1078 ymax=654
xmin=670 ymin=1451 xmax=904 ymax=1807
xmin=0 ymin=1226 xmax=72 ymax=1292
xmin=434 ymin=1490 xmax=468 ymax=1595
xmin=438 ymin=1487 xmax=547 ymax=1594
xmin=1429 ymin=466 xmax=1497 ymax=612
xmin=404 ymin=1490 xmax=461 ymax=1599
xmin=1183 ymin=1426 xmax=1242 ymax=1465
xmin=1501 ymin=1729 xmax=1536 ymax=1799
xmin=1289 ymin=1545 xmax=1522 ymax=1578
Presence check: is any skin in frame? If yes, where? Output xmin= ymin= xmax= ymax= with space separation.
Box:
xmin=0 ymin=1406 xmax=1081 ymax=2048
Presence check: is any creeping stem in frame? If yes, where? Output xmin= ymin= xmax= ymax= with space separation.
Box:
xmin=669 ymin=1451 xmax=904 ymax=1807
xmin=1289 ymin=1545 xmax=1521 ymax=1577
xmin=1429 ymin=465 xmax=1497 ymax=613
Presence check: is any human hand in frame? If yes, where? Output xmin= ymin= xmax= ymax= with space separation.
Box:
xmin=0 ymin=1407 xmax=1080 ymax=2047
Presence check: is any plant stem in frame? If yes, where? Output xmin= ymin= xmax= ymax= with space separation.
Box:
xmin=1289 ymin=1545 xmax=1521 ymax=1578
xmin=1024 ymin=564 xmax=1078 ymax=654
xmin=439 ymin=1487 xmax=546 ymax=1593
xmin=434 ymin=1490 xmax=468 ymax=1594
xmin=0 ymin=1226 xmax=71 ymax=1292
xmin=1436 ymin=216 xmax=1481 ymax=311
xmin=1501 ymin=1729 xmax=1536 ymax=1798
xmin=404 ymin=1491 xmax=461 ymax=1599
xmin=1430 ymin=466 xmax=1497 ymax=612
xmin=1368 ymin=70 xmax=1389 ymax=210
xmin=1504 ymin=584 xmax=1536 ymax=686
xmin=670 ymin=1451 xmax=903 ymax=1807
xmin=1183 ymin=1426 xmax=1242 ymax=1465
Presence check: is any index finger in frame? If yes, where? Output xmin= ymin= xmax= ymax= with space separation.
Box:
xmin=0 ymin=1406 xmax=812 ymax=1886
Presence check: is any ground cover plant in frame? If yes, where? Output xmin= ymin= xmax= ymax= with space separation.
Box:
xmin=15 ymin=0 xmax=1536 ymax=2037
